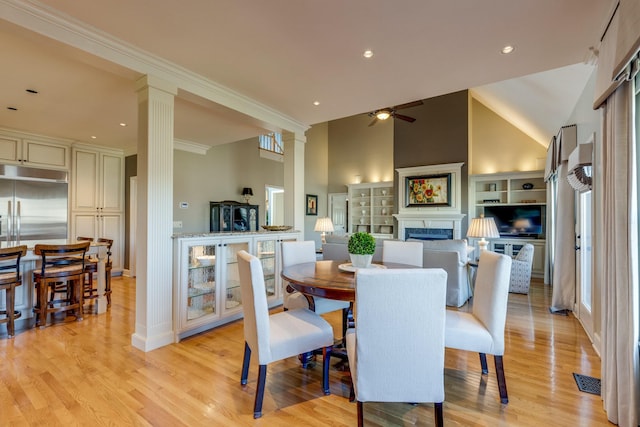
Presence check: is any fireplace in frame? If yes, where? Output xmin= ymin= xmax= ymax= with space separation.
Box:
xmin=393 ymin=163 xmax=466 ymax=240
xmin=405 ymin=227 xmax=453 ymax=241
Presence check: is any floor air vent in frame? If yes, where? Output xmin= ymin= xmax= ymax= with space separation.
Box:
xmin=573 ymin=373 xmax=601 ymax=395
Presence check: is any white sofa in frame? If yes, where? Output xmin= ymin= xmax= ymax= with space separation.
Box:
xmin=409 ymin=239 xmax=471 ymax=307
xmin=322 ymin=235 xmax=470 ymax=307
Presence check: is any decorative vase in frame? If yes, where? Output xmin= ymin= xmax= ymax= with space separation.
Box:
xmin=349 ymin=253 xmax=373 ymax=268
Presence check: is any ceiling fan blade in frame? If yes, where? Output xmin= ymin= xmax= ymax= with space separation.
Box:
xmin=393 ymin=100 xmax=424 ymax=110
xmin=368 ymin=117 xmax=379 ymax=127
xmin=393 ymin=113 xmax=416 ymax=123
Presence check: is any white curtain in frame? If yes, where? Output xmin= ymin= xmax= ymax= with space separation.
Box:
xmin=596 ymin=78 xmax=639 ymax=427
xmin=548 ymin=125 xmax=577 ymax=312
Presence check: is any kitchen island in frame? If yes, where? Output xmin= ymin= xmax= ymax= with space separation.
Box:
xmin=3 ymin=240 xmax=110 ymax=332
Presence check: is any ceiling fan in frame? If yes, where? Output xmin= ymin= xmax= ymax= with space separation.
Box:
xmin=367 ymin=100 xmax=424 ymax=127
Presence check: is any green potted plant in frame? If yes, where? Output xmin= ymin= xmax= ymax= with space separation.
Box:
xmin=348 ymin=232 xmax=376 ymax=268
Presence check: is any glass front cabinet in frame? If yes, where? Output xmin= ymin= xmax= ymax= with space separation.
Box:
xmin=173 ymin=231 xmax=300 ymax=341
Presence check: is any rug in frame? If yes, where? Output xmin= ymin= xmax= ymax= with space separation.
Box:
xmin=573 ymin=373 xmax=601 ymax=395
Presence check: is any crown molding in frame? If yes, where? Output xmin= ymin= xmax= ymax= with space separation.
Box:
xmin=174 ymin=139 xmax=210 ymax=155
xmin=0 ymin=0 xmax=309 ymax=135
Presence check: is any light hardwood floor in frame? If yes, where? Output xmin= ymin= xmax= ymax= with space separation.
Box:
xmin=0 ymin=277 xmax=610 ymax=426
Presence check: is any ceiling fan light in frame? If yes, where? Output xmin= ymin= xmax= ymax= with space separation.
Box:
xmin=376 ymin=111 xmax=391 ymax=120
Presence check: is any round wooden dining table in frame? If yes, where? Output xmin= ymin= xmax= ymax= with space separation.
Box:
xmin=281 ymin=259 xmax=412 ymax=302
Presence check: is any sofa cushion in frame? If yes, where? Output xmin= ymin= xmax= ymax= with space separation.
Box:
xmin=408 ymin=238 xmax=468 ymax=266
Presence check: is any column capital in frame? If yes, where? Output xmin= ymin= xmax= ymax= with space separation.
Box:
xmin=135 ymin=75 xmax=178 ymax=95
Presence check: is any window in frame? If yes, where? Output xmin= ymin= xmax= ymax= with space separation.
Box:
xmin=259 ymin=133 xmax=283 ymax=154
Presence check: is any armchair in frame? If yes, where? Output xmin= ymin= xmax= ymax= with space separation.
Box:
xmin=509 ymin=244 xmax=534 ymax=294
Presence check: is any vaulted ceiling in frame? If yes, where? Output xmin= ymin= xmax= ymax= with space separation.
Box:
xmin=0 ymin=0 xmax=617 ymax=153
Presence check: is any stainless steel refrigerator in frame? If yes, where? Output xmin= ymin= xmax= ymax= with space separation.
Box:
xmin=0 ymin=165 xmax=68 ymax=246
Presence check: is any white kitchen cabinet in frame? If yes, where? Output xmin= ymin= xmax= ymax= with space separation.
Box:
xmin=71 ymin=145 xmax=124 ymax=273
xmin=173 ymin=231 xmax=300 ymax=341
xmin=71 ymin=146 xmax=123 ymax=212
xmin=0 ymin=134 xmax=69 ymax=169
xmin=72 ymin=212 xmax=123 ymax=272
xmin=347 ymin=181 xmax=394 ymax=238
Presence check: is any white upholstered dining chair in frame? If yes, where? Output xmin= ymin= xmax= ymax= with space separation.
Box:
xmin=445 ymin=250 xmax=512 ymax=403
xmin=237 ymin=250 xmax=334 ymax=418
xmin=281 ymin=240 xmax=351 ymax=314
xmin=382 ymin=240 xmax=424 ymax=267
xmin=346 ymin=268 xmax=448 ymax=427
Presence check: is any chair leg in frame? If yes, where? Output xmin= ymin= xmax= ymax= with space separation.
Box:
xmin=36 ymin=280 xmax=48 ymax=328
xmin=253 ymin=364 xmax=267 ymax=419
xmin=105 ymin=268 xmax=112 ymax=307
xmin=322 ymin=346 xmax=332 ymax=395
xmin=241 ymin=342 xmax=251 ymax=385
xmin=494 ymin=355 xmax=509 ymax=404
xmin=7 ymin=285 xmax=15 ymax=337
xmin=479 ymin=353 xmax=488 ymax=374
xmin=74 ymin=278 xmax=84 ymax=321
xmin=357 ymin=401 xmax=364 ymax=427
xmin=434 ymin=402 xmax=444 ymax=427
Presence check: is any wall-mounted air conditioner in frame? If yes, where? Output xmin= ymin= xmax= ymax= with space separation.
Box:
xmin=567 ymin=139 xmax=593 ymax=192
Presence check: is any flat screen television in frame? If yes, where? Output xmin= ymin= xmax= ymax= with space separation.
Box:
xmin=483 ymin=205 xmax=545 ymax=238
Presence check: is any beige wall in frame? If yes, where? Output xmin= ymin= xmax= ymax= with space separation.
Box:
xmin=304 ymin=122 xmax=330 ymax=246
xmin=172 ymin=137 xmax=284 ymax=233
xmin=470 ymin=98 xmax=547 ymax=174
xmin=326 ymin=113 xmax=395 ymax=194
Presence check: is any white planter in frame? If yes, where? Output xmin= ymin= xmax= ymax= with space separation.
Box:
xmin=349 ymin=253 xmax=373 ymax=268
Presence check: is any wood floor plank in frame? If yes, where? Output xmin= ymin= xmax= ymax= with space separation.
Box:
xmin=0 ymin=276 xmax=611 ymax=426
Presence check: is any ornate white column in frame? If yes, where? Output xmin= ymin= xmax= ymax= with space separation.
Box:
xmin=282 ymin=130 xmax=306 ymax=231
xmin=132 ymin=75 xmax=177 ymax=352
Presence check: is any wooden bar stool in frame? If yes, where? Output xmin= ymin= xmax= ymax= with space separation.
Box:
xmin=97 ymin=238 xmax=113 ymax=307
xmin=33 ymin=241 xmax=90 ymax=328
xmin=76 ymin=236 xmax=99 ymax=312
xmin=0 ymin=245 xmax=27 ymax=338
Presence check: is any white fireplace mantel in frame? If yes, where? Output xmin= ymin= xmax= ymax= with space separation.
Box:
xmin=394 ymin=163 xmax=466 ymax=239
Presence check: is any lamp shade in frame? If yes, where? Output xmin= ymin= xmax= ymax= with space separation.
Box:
xmin=314 ymin=217 xmax=334 ymax=233
xmin=241 ymin=187 xmax=253 ymax=197
xmin=467 ymin=216 xmax=499 ymax=239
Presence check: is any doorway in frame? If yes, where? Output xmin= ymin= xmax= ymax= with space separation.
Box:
xmin=329 ymin=193 xmax=348 ymax=236
xmin=576 ymin=190 xmax=593 ymax=340
xmin=265 ymin=185 xmax=284 ymax=225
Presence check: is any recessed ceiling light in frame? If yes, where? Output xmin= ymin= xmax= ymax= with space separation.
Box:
xmin=501 ymin=45 xmax=515 ymax=54
xmin=7 ymin=107 xmax=17 ymax=111
xmin=363 ymin=50 xmax=374 ymax=58
xmin=119 ymin=123 xmax=127 ymax=127
xmin=25 ymin=89 xmax=38 ymax=94
xmin=91 ymin=136 xmax=97 ymax=139
xmin=313 ymin=101 xmax=320 ymax=106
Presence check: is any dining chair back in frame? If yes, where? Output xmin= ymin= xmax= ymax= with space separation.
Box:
xmin=0 ymin=245 xmax=27 ymax=337
xmin=346 ymin=267 xmax=448 ymax=427
xmin=33 ymin=241 xmax=90 ymax=327
xmin=382 ymin=240 xmax=423 ymax=267
xmin=281 ymin=240 xmax=350 ymax=315
xmin=444 ymin=250 xmax=512 ymax=403
xmin=237 ymin=250 xmax=334 ymax=418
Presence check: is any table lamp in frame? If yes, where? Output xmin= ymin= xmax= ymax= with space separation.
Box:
xmin=314 ymin=217 xmax=334 ymax=244
xmin=467 ymin=215 xmax=499 ymax=256
xmin=241 ymin=187 xmax=253 ymax=204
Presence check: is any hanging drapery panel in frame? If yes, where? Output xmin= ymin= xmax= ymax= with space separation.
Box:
xmin=544 ymin=136 xmax=557 ymax=182
xmin=550 ymin=125 xmax=577 ymax=312
xmin=596 ymin=79 xmax=639 ymax=427
xmin=612 ymin=0 xmax=640 ymax=82
xmin=595 ymin=0 xmax=640 ymax=109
